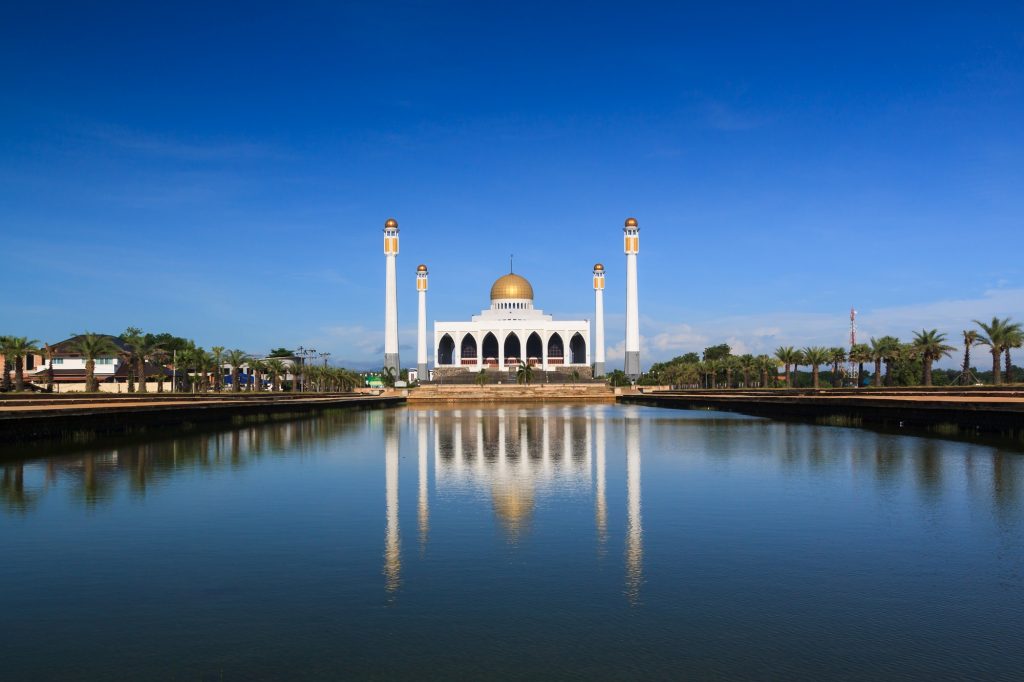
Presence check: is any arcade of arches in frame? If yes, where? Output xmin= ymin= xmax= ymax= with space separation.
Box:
xmin=434 ymin=272 xmax=591 ymax=374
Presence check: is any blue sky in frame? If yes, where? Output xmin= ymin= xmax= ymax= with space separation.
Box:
xmin=2 ymin=2 xmax=1022 ymax=368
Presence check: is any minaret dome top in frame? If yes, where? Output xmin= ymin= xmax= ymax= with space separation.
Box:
xmin=624 ymin=217 xmax=638 ymax=228
xmin=384 ymin=218 xmax=399 ymax=229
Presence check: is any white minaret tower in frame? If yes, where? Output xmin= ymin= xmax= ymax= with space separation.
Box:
xmin=593 ymin=263 xmax=606 ymax=378
xmin=383 ymin=218 xmax=400 ymax=375
xmin=416 ymin=264 xmax=428 ymax=381
xmin=623 ymin=217 xmax=641 ymax=379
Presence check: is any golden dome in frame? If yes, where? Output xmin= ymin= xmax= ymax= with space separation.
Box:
xmin=384 ymin=218 xmax=398 ymax=228
xmin=417 ymin=264 xmax=428 ymax=272
xmin=593 ymin=263 xmax=604 ymax=271
xmin=490 ymin=273 xmax=534 ymax=300
xmin=624 ymin=217 xmax=638 ymax=227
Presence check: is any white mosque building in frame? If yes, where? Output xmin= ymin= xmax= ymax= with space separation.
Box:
xmin=432 ymin=270 xmax=591 ymax=375
xmin=383 ymin=217 xmax=641 ymax=381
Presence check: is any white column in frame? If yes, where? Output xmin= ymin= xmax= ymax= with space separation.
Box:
xmin=624 ymin=218 xmax=640 ymax=379
xmin=384 ymin=218 xmax=400 ymax=375
xmin=416 ymin=265 xmax=428 ymax=381
xmin=593 ymin=265 xmax=606 ymax=377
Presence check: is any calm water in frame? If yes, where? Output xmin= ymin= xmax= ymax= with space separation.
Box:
xmin=2 ymin=404 xmax=1023 ymax=680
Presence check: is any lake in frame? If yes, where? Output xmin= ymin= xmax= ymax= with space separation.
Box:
xmin=2 ymin=404 xmax=1022 ymax=680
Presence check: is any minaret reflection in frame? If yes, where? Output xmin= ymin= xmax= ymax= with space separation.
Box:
xmin=384 ymin=414 xmax=401 ymax=593
xmin=625 ymin=415 xmax=643 ymax=603
xmin=417 ymin=411 xmax=429 ymax=550
xmin=594 ymin=412 xmax=608 ymax=551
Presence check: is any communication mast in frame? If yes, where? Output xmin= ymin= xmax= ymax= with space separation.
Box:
xmin=848 ymin=307 xmax=858 ymax=386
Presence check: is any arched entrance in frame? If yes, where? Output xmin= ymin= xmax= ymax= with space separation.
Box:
xmin=460 ymin=334 xmax=477 ymax=365
xmin=503 ymin=333 xmax=521 ymax=366
xmin=438 ymin=334 xmax=455 ymax=365
xmin=482 ymin=332 xmax=499 ymax=367
xmin=526 ymin=332 xmax=543 ymax=366
xmin=547 ymin=333 xmax=564 ymax=365
xmin=570 ymin=333 xmax=586 ymax=364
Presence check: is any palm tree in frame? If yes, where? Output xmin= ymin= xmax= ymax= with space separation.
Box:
xmin=801 ymin=347 xmax=829 ymax=389
xmin=828 ymin=347 xmax=847 ymax=388
xmin=290 ymin=362 xmax=304 ymax=392
xmin=873 ymin=336 xmax=901 ymax=386
xmin=774 ymin=346 xmax=799 ymax=388
xmin=250 ymin=359 xmax=267 ymax=392
xmin=956 ymin=330 xmax=979 ymax=385
xmin=910 ymin=329 xmax=955 ymax=386
xmin=224 ymin=350 xmax=249 ymax=392
xmin=131 ymin=335 xmax=163 ymax=393
xmin=1003 ymin=326 xmax=1022 ymax=385
xmin=264 ymin=358 xmax=286 ymax=391
xmin=755 ymin=355 xmax=773 ymax=387
xmin=974 ymin=317 xmax=1015 ymax=386
xmin=849 ymin=343 xmax=871 ymax=388
xmin=381 ymin=366 xmax=397 ymax=388
xmin=0 ymin=336 xmax=40 ymax=391
xmin=475 ymin=369 xmax=489 ymax=386
xmin=71 ymin=333 xmax=120 ymax=392
xmin=0 ymin=336 xmax=11 ymax=391
xmin=41 ymin=342 xmax=55 ymax=392
xmin=211 ymin=346 xmax=225 ymax=391
xmin=516 ymin=360 xmax=533 ymax=385
xmin=738 ymin=354 xmax=754 ymax=388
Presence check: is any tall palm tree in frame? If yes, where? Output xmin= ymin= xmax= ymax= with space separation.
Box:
xmin=0 ymin=336 xmax=40 ymax=391
xmin=250 ymin=359 xmax=267 ymax=392
xmin=224 ymin=349 xmax=249 ymax=392
xmin=774 ymin=346 xmax=799 ymax=388
xmin=194 ymin=349 xmax=215 ymax=392
xmin=211 ymin=346 xmax=225 ymax=391
xmin=957 ymin=330 xmax=979 ymax=385
xmin=265 ymin=358 xmax=286 ymax=391
xmin=1003 ymin=326 xmax=1022 ymax=385
xmin=0 ymin=336 xmax=11 ymax=391
xmin=974 ymin=317 xmax=1013 ymax=386
xmin=516 ymin=360 xmax=533 ymax=385
xmin=874 ymin=336 xmax=901 ymax=387
xmin=131 ymin=335 xmax=163 ymax=393
xmin=849 ymin=343 xmax=871 ymax=388
xmin=911 ymin=329 xmax=955 ymax=386
xmin=71 ymin=333 xmax=120 ymax=392
xmin=737 ymin=354 xmax=755 ymax=388
xmin=828 ymin=347 xmax=847 ymax=388
xmin=801 ymin=347 xmax=829 ymax=389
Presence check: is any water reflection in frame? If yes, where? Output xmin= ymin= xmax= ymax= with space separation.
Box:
xmin=625 ymin=415 xmax=643 ymax=603
xmin=384 ymin=413 xmax=401 ymax=593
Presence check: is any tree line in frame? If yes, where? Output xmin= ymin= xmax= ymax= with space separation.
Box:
xmin=0 ymin=328 xmax=364 ymax=393
xmin=615 ymin=316 xmax=1022 ymax=389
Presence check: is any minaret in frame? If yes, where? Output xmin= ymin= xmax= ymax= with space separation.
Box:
xmin=416 ymin=264 xmax=428 ymax=381
xmin=383 ymin=218 xmax=400 ymax=375
xmin=593 ymin=263 xmax=606 ymax=378
xmin=623 ymin=217 xmax=641 ymax=379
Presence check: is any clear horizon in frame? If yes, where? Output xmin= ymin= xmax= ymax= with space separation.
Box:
xmin=2 ymin=2 xmax=1021 ymax=369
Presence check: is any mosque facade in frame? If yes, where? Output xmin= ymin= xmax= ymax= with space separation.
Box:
xmin=383 ymin=217 xmax=642 ymax=381
xmin=432 ymin=271 xmax=591 ymax=374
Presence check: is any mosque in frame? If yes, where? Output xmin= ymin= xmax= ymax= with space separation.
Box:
xmin=382 ymin=217 xmax=642 ymax=381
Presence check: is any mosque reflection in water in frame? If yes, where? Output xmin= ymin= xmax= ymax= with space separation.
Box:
xmin=382 ymin=406 xmax=644 ymax=601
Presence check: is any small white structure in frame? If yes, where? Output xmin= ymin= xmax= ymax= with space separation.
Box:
xmin=433 ymin=272 xmax=590 ymax=374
